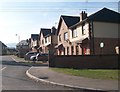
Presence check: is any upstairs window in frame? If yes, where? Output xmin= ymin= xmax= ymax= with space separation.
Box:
xmin=64 ymin=32 xmax=68 ymax=41
xmin=45 ymin=37 xmax=47 ymax=43
xmin=48 ymin=36 xmax=50 ymax=42
xmin=82 ymin=23 xmax=86 ymax=35
xmin=42 ymin=39 xmax=44 ymax=44
xmin=72 ymin=28 xmax=78 ymax=38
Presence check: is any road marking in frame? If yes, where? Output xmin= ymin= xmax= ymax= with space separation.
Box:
xmin=11 ymin=57 xmax=19 ymax=62
xmin=1 ymin=67 xmax=6 ymax=71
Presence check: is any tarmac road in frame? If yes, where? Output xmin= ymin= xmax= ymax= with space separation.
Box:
xmin=1 ymin=56 xmax=75 ymax=91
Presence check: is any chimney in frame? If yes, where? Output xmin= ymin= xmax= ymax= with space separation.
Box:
xmin=80 ymin=11 xmax=87 ymax=22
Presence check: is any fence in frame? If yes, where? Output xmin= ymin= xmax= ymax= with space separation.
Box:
xmin=49 ymin=54 xmax=118 ymax=69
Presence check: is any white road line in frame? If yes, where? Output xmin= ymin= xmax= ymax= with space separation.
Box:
xmin=1 ymin=67 xmax=6 ymax=71
xmin=11 ymin=57 xmax=19 ymax=62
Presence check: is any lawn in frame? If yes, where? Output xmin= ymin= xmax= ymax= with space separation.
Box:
xmin=51 ymin=68 xmax=119 ymax=80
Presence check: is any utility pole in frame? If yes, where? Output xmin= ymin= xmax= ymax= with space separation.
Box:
xmin=15 ymin=34 xmax=20 ymax=43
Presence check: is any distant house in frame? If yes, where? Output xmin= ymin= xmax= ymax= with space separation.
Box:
xmin=30 ymin=34 xmax=39 ymax=52
xmin=55 ymin=15 xmax=80 ymax=55
xmin=0 ymin=41 xmax=7 ymax=55
xmin=69 ymin=7 xmax=120 ymax=55
xmin=38 ymin=27 xmax=57 ymax=54
xmin=16 ymin=40 xmax=29 ymax=57
xmin=38 ymin=28 xmax=51 ymax=53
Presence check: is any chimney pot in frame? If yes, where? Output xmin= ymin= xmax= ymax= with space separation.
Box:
xmin=80 ymin=11 xmax=87 ymax=22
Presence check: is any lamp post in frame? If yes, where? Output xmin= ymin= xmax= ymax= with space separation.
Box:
xmin=100 ymin=42 xmax=104 ymax=55
xmin=15 ymin=34 xmax=20 ymax=43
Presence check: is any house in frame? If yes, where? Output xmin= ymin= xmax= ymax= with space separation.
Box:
xmin=0 ymin=41 xmax=7 ymax=55
xmin=30 ymin=34 xmax=39 ymax=52
xmin=69 ymin=7 xmax=120 ymax=55
xmin=38 ymin=27 xmax=58 ymax=54
xmin=38 ymin=28 xmax=51 ymax=53
xmin=55 ymin=15 xmax=80 ymax=55
xmin=16 ymin=40 xmax=29 ymax=57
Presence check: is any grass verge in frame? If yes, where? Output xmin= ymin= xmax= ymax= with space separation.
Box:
xmin=51 ymin=68 xmax=119 ymax=80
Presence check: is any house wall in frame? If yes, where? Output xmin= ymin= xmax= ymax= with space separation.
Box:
xmin=57 ymin=20 xmax=71 ymax=55
xmin=93 ymin=22 xmax=119 ymax=38
xmin=93 ymin=22 xmax=119 ymax=54
xmin=70 ymin=22 xmax=89 ymax=42
xmin=69 ymin=22 xmax=90 ymax=55
xmin=0 ymin=43 xmax=7 ymax=55
xmin=31 ymin=39 xmax=38 ymax=52
xmin=44 ymin=36 xmax=51 ymax=47
xmin=39 ymin=33 xmax=46 ymax=53
xmin=94 ymin=38 xmax=119 ymax=54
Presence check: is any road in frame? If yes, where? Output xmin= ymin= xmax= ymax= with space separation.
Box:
xmin=1 ymin=55 xmax=75 ymax=91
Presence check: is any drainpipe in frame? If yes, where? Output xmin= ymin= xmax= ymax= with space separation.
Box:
xmin=89 ymin=21 xmax=94 ymax=55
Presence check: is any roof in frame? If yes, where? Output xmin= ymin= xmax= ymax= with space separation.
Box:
xmin=88 ymin=7 xmax=120 ymax=23
xmin=31 ymin=34 xmax=39 ymax=40
xmin=16 ymin=40 xmax=28 ymax=46
xmin=57 ymin=15 xmax=80 ymax=35
xmin=61 ymin=15 xmax=80 ymax=27
xmin=70 ymin=7 xmax=120 ymax=29
xmin=0 ymin=41 xmax=7 ymax=47
xmin=40 ymin=28 xmax=51 ymax=37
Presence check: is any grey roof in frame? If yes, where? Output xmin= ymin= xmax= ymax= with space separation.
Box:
xmin=31 ymin=34 xmax=39 ymax=40
xmin=61 ymin=15 xmax=80 ymax=27
xmin=16 ymin=40 xmax=28 ymax=46
xmin=0 ymin=41 xmax=7 ymax=47
xmin=40 ymin=28 xmax=51 ymax=37
xmin=57 ymin=15 xmax=80 ymax=35
xmin=70 ymin=7 xmax=120 ymax=29
xmin=88 ymin=7 xmax=120 ymax=23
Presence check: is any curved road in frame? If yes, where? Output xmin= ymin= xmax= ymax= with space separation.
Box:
xmin=1 ymin=56 xmax=73 ymax=91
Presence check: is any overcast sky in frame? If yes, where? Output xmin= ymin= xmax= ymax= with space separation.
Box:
xmin=0 ymin=0 xmax=119 ymax=45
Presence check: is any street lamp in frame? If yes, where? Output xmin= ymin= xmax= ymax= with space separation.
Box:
xmin=15 ymin=34 xmax=20 ymax=43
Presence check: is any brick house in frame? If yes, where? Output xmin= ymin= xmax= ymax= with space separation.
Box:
xmin=30 ymin=34 xmax=39 ymax=52
xmin=16 ymin=40 xmax=29 ymax=57
xmin=55 ymin=15 xmax=80 ymax=55
xmin=38 ymin=28 xmax=51 ymax=53
xmin=69 ymin=7 xmax=120 ymax=55
xmin=38 ymin=27 xmax=57 ymax=54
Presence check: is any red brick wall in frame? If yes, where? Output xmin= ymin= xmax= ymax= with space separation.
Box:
xmin=93 ymin=38 xmax=119 ymax=55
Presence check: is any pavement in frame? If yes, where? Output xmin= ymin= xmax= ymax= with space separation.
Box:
xmin=26 ymin=66 xmax=119 ymax=92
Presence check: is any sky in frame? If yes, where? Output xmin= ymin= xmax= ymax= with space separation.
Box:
xmin=0 ymin=0 xmax=119 ymax=47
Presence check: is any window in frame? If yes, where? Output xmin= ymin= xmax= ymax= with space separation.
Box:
xmin=82 ymin=23 xmax=86 ymax=35
xmin=42 ymin=39 xmax=44 ymax=44
xmin=48 ymin=36 xmax=50 ymax=42
xmin=59 ymin=34 xmax=61 ymax=42
xmin=45 ymin=37 xmax=47 ymax=43
xmin=64 ymin=32 xmax=68 ymax=41
xmin=72 ymin=29 xmax=78 ymax=38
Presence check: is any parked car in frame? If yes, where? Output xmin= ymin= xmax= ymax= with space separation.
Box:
xmin=36 ymin=53 xmax=48 ymax=61
xmin=24 ymin=52 xmax=38 ymax=61
xmin=30 ymin=55 xmax=36 ymax=62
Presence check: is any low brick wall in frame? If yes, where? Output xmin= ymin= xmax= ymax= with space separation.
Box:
xmin=49 ymin=54 xmax=118 ymax=69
